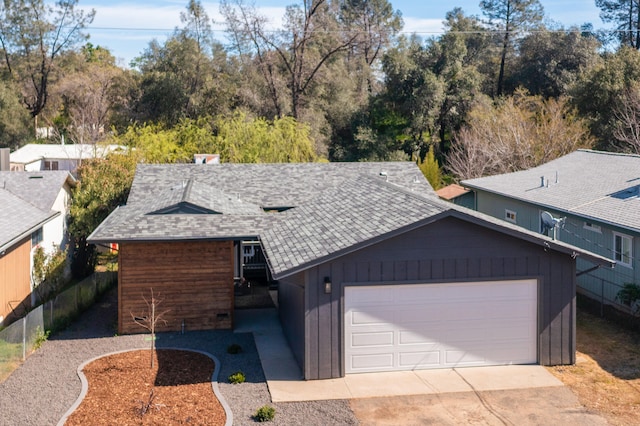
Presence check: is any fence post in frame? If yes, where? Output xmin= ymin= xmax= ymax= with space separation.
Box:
xmin=601 ymin=278 xmax=605 ymax=317
xmin=22 ymin=317 xmax=26 ymax=361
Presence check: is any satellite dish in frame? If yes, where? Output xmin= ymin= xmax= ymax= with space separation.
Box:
xmin=541 ymin=211 xmax=565 ymax=240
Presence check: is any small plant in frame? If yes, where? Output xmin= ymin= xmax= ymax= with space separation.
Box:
xmin=616 ymin=283 xmax=640 ymax=314
xmin=131 ymin=288 xmax=170 ymax=368
xmin=136 ymin=389 xmax=165 ymax=417
xmin=253 ymin=405 xmax=275 ymax=422
xmin=32 ymin=327 xmax=50 ymax=350
xmin=227 ymin=343 xmax=243 ymax=354
xmin=228 ymin=371 xmax=246 ymax=384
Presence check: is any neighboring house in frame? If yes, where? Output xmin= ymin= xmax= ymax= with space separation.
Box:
xmin=0 ymin=170 xmax=75 ymax=325
xmin=9 ymin=143 xmax=123 ymax=175
xmin=462 ymin=149 xmax=638 ymax=312
xmin=88 ymin=162 xmax=612 ymax=380
xmin=436 ymin=183 xmax=474 ymax=209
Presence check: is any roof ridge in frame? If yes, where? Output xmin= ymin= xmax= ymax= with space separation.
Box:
xmin=577 ymin=148 xmax=640 ymax=159
xmin=182 ymin=178 xmax=193 ymax=202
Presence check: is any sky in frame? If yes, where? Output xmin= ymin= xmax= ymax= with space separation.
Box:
xmin=80 ymin=1 xmax=606 ymax=67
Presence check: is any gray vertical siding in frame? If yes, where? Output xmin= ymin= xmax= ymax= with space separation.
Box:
xmin=277 ymin=271 xmax=306 ymax=372
xmin=300 ymin=216 xmax=577 ymax=379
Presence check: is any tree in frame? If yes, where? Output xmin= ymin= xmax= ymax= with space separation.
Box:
xmin=480 ymin=0 xmax=544 ymax=96
xmin=68 ymin=150 xmax=138 ymax=278
xmin=54 ymin=45 xmax=124 ymax=144
xmin=447 ymin=91 xmax=594 ymax=180
xmin=0 ymin=79 xmax=31 ymax=149
xmin=133 ymin=1 xmax=235 ymax=125
xmin=612 ymin=85 xmax=640 ymax=153
xmin=432 ymin=9 xmax=488 ymax=153
xmin=377 ymin=36 xmax=445 ymax=157
xmin=31 ymin=245 xmax=67 ymax=304
xmin=0 ymin=0 xmax=95 ymax=126
xmin=131 ymin=289 xmax=169 ymax=368
xmin=222 ymin=0 xmax=358 ymax=120
xmin=117 ymin=119 xmax=217 ymax=164
xmin=570 ymin=46 xmax=640 ymax=150
xmin=596 ymin=0 xmax=640 ymax=48
xmin=212 ymin=111 xmax=317 ymax=163
xmin=418 ymin=145 xmax=442 ymax=190
xmin=508 ymin=28 xmax=600 ymax=97
xmin=338 ymin=0 xmax=403 ymax=94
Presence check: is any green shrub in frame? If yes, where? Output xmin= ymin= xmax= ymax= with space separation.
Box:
xmin=253 ymin=405 xmax=275 ymax=422
xmin=32 ymin=327 xmax=50 ymax=350
xmin=227 ymin=343 xmax=243 ymax=354
xmin=617 ymin=283 xmax=640 ymax=314
xmin=228 ymin=371 xmax=246 ymax=384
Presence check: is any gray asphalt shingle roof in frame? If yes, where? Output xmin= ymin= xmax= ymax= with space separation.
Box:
xmin=0 ymin=171 xmax=73 ymax=212
xmin=0 ymin=190 xmax=58 ymax=250
xmin=89 ymin=161 xmax=614 ymax=277
xmin=261 ymin=176 xmax=447 ymax=275
xmin=462 ymin=150 xmax=640 ymax=233
xmin=89 ymin=161 xmax=433 ymax=242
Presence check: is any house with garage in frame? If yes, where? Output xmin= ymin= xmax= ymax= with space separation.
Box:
xmin=0 ymin=166 xmax=75 ymax=325
xmin=88 ymin=161 xmax=613 ymax=380
xmin=462 ymin=149 xmax=639 ymax=314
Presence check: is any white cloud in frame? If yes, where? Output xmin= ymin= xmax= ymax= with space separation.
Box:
xmin=401 ymin=17 xmax=446 ymax=35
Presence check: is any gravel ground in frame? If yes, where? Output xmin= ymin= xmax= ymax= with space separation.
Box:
xmin=0 ymin=288 xmax=358 ymax=425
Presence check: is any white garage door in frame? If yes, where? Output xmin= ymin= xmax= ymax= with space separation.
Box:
xmin=344 ymin=280 xmax=537 ymax=373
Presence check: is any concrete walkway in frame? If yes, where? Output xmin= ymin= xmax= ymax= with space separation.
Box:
xmin=234 ymin=308 xmax=564 ymax=403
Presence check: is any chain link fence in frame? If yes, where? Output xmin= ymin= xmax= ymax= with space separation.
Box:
xmin=0 ymin=271 xmax=116 ymax=381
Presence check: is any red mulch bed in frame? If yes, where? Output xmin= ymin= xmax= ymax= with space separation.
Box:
xmin=64 ymin=349 xmax=226 ymax=425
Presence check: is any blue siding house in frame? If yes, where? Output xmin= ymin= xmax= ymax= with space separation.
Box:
xmin=462 ymin=149 xmax=639 ymax=313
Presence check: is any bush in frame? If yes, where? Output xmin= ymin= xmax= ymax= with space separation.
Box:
xmin=253 ymin=405 xmax=275 ymax=422
xmin=227 ymin=343 xmax=243 ymax=354
xmin=228 ymin=371 xmax=245 ymax=384
xmin=617 ymin=283 xmax=640 ymax=314
xmin=33 ymin=327 xmax=50 ymax=350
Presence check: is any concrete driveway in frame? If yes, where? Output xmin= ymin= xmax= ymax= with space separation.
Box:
xmin=350 ymin=386 xmax=607 ymax=425
xmin=237 ymin=308 xmax=609 ymax=425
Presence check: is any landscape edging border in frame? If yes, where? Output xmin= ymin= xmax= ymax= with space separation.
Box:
xmin=56 ymin=347 xmax=233 ymax=426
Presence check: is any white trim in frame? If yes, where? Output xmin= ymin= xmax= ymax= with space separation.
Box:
xmin=613 ymin=232 xmax=633 ymax=268
xmin=583 ymin=222 xmax=602 ymax=233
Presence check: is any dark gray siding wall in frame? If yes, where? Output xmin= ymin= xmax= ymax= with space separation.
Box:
xmin=302 ymin=216 xmax=576 ymax=380
xmin=278 ymin=270 xmax=306 ymax=371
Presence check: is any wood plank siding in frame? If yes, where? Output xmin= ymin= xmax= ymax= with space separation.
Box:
xmin=118 ymin=241 xmax=234 ymax=334
xmin=286 ymin=216 xmax=577 ymax=380
xmin=0 ymin=237 xmax=32 ymax=323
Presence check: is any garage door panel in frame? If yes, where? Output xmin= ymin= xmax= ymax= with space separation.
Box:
xmin=345 ymin=280 xmax=537 ymax=373
xmin=398 ymin=307 xmax=443 ymax=323
xmin=351 ymin=331 xmax=394 ymax=347
xmin=399 ymin=351 xmax=441 ymax=367
xmin=350 ymin=309 xmax=396 ymax=325
xmin=445 ymin=349 xmax=485 ymax=365
xmin=351 ymin=353 xmax=394 ymax=370
xmin=398 ymin=329 xmax=441 ymax=345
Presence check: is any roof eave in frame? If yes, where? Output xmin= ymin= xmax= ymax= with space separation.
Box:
xmin=446 ymin=209 xmax=615 ymax=268
xmin=462 ymin=183 xmax=640 ymax=235
xmin=0 ymin=210 xmax=60 ymax=253
xmin=269 ymin=211 xmax=451 ymax=280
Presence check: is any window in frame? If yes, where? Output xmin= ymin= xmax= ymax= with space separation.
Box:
xmin=583 ymin=222 xmax=601 ymax=233
xmin=505 ymin=209 xmax=517 ymax=223
xmin=43 ymin=160 xmax=58 ymax=170
xmin=613 ymin=232 xmax=633 ymax=268
xmin=31 ymin=228 xmax=43 ymax=247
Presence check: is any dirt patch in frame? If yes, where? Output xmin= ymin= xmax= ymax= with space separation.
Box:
xmin=547 ymin=309 xmax=640 ymax=425
xmin=64 ymin=349 xmax=226 ymax=425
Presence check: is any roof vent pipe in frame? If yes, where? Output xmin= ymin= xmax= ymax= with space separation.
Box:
xmin=540 ymin=176 xmax=545 ymax=187
xmin=555 ymin=171 xmax=559 ymax=184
